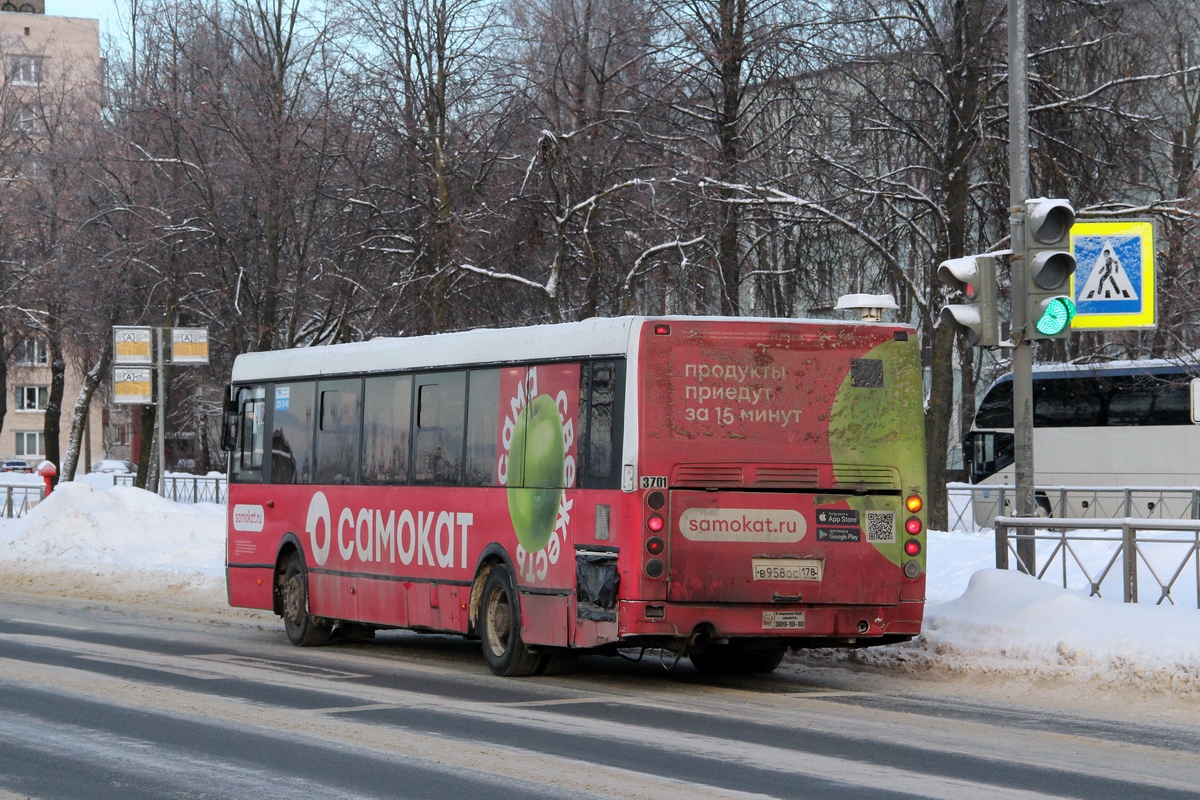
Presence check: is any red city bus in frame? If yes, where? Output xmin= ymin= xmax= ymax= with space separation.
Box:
xmin=222 ymin=316 xmax=927 ymax=676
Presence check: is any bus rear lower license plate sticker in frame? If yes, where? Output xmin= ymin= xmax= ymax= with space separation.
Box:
xmin=752 ymin=558 xmax=823 ymax=581
xmin=762 ymin=611 xmax=805 ymax=629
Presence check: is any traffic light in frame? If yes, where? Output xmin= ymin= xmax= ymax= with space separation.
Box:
xmin=1024 ymin=198 xmax=1077 ymax=338
xmin=937 ymin=254 xmax=999 ymax=347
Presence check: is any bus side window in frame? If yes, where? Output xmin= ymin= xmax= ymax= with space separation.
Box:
xmin=272 ymin=382 xmax=316 ymax=484
xmin=465 ymin=368 xmax=503 ymax=487
xmin=231 ymin=387 xmax=265 ymax=484
xmin=362 ymin=374 xmax=413 ymax=485
xmin=413 ymin=372 xmax=466 ymax=485
xmin=316 ymin=379 xmax=362 ymax=485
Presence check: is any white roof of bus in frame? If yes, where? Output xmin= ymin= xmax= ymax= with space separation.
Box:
xmin=231 ymin=315 xmax=907 ymax=382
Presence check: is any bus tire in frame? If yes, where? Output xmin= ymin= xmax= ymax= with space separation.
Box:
xmin=479 ymin=565 xmax=541 ymax=677
xmin=690 ymin=645 xmax=785 ymax=675
xmin=281 ymin=552 xmax=332 ymax=647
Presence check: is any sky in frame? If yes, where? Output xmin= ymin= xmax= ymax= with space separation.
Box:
xmin=46 ymin=1 xmax=121 ymax=41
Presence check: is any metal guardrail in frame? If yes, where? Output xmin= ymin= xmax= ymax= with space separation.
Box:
xmin=113 ymin=474 xmax=227 ymax=504
xmin=995 ymin=515 xmax=1200 ymax=608
xmin=0 ymin=485 xmax=43 ymax=518
xmin=948 ymin=484 xmax=1200 ymax=532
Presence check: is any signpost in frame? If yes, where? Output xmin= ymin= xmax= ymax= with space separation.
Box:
xmin=111 ymin=326 xmax=209 ymax=496
xmin=1070 ymin=220 xmax=1156 ymax=330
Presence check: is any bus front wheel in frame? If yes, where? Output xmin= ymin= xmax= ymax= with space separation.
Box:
xmin=479 ymin=565 xmax=542 ymax=677
xmin=281 ymin=553 xmax=332 ymax=647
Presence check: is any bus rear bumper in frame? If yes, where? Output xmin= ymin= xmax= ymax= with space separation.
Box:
xmin=616 ymin=600 xmax=923 ymax=642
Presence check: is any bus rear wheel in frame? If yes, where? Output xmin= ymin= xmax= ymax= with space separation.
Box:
xmin=690 ymin=644 xmax=786 ymax=675
xmin=281 ymin=553 xmax=332 ymax=647
xmin=479 ymin=565 xmax=542 ymax=677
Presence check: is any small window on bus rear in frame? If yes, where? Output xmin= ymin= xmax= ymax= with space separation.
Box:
xmin=231 ymin=386 xmax=265 ymax=484
xmin=413 ymin=372 xmax=466 ymax=485
xmin=579 ymin=360 xmax=623 ymax=489
xmin=316 ymin=378 xmax=362 ymax=485
xmin=362 ymin=374 xmax=413 ymax=485
xmin=272 ymin=382 xmax=315 ymax=484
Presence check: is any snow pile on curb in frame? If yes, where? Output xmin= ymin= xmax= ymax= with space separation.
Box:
xmin=799 ymin=569 xmax=1200 ymax=697
xmin=0 ymin=482 xmax=226 ymax=597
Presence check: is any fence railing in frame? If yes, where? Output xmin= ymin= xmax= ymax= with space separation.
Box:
xmin=113 ymin=474 xmax=227 ymax=504
xmin=949 ymin=483 xmax=1200 ymax=532
xmin=0 ymin=484 xmax=43 ymax=518
xmin=994 ymin=515 xmax=1200 ymax=608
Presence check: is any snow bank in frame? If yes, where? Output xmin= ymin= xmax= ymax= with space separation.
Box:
xmin=798 ymin=569 xmax=1200 ymax=697
xmin=0 ymin=481 xmax=226 ymax=599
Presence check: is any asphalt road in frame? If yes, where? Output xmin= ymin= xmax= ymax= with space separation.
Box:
xmin=0 ymin=592 xmax=1197 ymax=800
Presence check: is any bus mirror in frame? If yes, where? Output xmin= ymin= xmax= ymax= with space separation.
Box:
xmin=1192 ymin=379 xmax=1200 ymax=424
xmin=221 ymin=386 xmax=239 ymax=451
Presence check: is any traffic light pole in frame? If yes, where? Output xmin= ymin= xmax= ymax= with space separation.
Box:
xmin=1009 ymin=0 xmax=1037 ymax=573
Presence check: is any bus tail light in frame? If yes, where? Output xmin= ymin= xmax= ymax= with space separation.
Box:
xmin=905 ymin=494 xmax=923 ymax=513
xmin=647 ymin=514 xmax=664 ymax=532
xmin=905 ymin=516 xmax=923 ymax=535
xmin=654 ymin=324 xmax=671 ymax=335
xmin=645 ymin=559 xmax=665 ymax=578
xmin=646 ymin=536 xmax=664 ymax=556
xmin=904 ymin=539 xmax=922 ymax=556
xmin=903 ymin=560 xmax=922 ymax=579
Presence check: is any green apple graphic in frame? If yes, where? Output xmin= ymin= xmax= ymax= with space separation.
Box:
xmin=508 ymin=393 xmax=565 ymax=552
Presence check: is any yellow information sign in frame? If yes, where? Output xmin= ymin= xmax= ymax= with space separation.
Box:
xmin=113 ymin=367 xmax=152 ymax=405
xmin=1069 ymin=220 xmax=1156 ymax=330
xmin=113 ymin=326 xmax=153 ymax=365
xmin=171 ymin=327 xmax=209 ymax=364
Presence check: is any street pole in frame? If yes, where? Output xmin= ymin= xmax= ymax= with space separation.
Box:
xmin=1009 ymin=0 xmax=1037 ymax=574
xmin=156 ymin=327 xmax=167 ymax=498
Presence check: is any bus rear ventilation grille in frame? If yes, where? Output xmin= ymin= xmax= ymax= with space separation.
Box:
xmin=671 ymin=465 xmax=745 ymax=486
xmin=832 ymin=465 xmax=901 ymax=490
xmin=753 ymin=466 xmax=821 ymax=488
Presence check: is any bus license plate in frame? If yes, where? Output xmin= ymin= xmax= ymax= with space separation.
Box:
xmin=763 ymin=611 xmax=805 ymax=630
xmin=751 ymin=558 xmax=823 ymax=582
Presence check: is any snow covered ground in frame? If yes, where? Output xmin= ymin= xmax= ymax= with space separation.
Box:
xmin=0 ymin=481 xmax=1197 ymax=698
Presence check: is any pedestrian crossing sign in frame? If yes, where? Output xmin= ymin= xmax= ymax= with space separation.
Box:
xmin=1069 ymin=219 xmax=1156 ymax=330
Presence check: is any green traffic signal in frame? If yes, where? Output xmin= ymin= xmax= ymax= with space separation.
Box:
xmin=1034 ymin=296 xmax=1076 ymax=336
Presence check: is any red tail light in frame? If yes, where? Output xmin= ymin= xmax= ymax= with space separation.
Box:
xmin=647 ymin=514 xmax=664 ymax=532
xmin=904 ymin=539 xmax=922 ymax=556
xmin=905 ymin=516 xmax=923 ymax=535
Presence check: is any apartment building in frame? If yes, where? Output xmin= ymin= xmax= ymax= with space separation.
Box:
xmin=0 ymin=5 xmax=104 ymax=471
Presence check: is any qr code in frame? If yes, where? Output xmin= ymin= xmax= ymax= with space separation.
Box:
xmin=865 ymin=511 xmax=896 ymax=543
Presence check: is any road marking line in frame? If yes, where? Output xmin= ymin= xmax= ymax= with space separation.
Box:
xmin=0 ymin=637 xmax=1088 ymax=800
xmin=0 ymin=657 xmax=775 ymax=800
xmin=6 ymin=618 xmax=90 ymax=631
